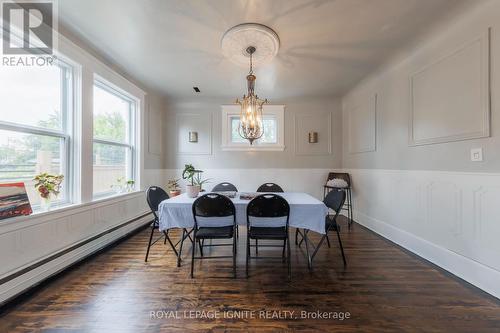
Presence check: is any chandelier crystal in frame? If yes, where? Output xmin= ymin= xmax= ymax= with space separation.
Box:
xmin=235 ymin=46 xmax=268 ymax=145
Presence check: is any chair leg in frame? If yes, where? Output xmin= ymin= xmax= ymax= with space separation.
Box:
xmin=164 ymin=231 xmax=179 ymax=257
xmin=348 ymin=189 xmax=353 ymax=229
xmin=282 ymin=238 xmax=286 ymax=262
xmin=255 ymin=239 xmax=258 ymax=257
xmin=144 ymin=223 xmax=156 ymax=262
xmin=336 ymin=228 xmax=347 ymax=266
xmin=191 ymin=233 xmax=196 ymax=278
xmin=233 ymin=235 xmax=237 ymax=279
xmin=198 ymin=240 xmax=204 ymax=257
xmin=287 ymin=233 xmax=291 ymax=282
xmin=326 ymin=235 xmax=331 ymax=248
xmin=295 ymin=228 xmax=299 ymax=245
xmin=177 ymin=229 xmax=186 ymax=267
xmin=246 ymin=235 xmax=250 ymax=278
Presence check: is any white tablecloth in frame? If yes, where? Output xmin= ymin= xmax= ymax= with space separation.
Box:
xmin=158 ymin=192 xmax=328 ymax=235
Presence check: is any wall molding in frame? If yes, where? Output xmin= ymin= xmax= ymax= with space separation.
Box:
xmin=0 ymin=188 xmax=154 ymax=305
xmin=294 ymin=112 xmax=332 ymax=156
xmin=408 ymin=28 xmax=491 ymax=146
xmin=347 ymin=94 xmax=377 ymax=154
xmin=164 ymin=168 xmax=335 ymax=200
xmin=0 ymin=213 xmax=151 ymax=306
xmin=344 ymin=168 xmax=500 ymax=299
xmin=175 ymin=113 xmax=212 ymax=155
xmin=354 ymin=209 xmax=500 ymax=300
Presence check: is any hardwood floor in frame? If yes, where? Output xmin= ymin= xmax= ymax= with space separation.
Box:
xmin=1 ymin=216 xmax=499 ymax=332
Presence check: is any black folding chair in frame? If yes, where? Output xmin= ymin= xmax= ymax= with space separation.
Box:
xmin=256 ymin=183 xmax=284 ymax=193
xmin=212 ymin=182 xmax=238 ymax=192
xmin=145 ymin=186 xmax=193 ymax=263
xmin=246 ymin=194 xmax=291 ymax=281
xmin=190 ymin=193 xmax=237 ymax=278
xmin=324 ymin=172 xmax=353 ymax=229
xmin=211 ymin=182 xmax=240 ymax=238
xmin=296 ymin=189 xmax=347 ymax=266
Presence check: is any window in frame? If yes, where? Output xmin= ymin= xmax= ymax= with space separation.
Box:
xmin=221 ymin=105 xmax=285 ymax=151
xmin=0 ymin=61 xmax=74 ymax=207
xmin=92 ymin=80 xmax=137 ymax=197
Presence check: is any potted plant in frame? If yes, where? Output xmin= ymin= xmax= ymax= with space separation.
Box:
xmin=126 ymin=180 xmax=135 ymax=192
xmin=167 ymin=178 xmax=181 ymax=197
xmin=111 ymin=177 xmax=135 ymax=193
xmin=33 ymin=173 xmax=64 ymax=212
xmin=182 ymin=164 xmax=201 ymax=198
xmin=111 ymin=177 xmax=125 ymax=193
xmin=194 ymin=172 xmax=211 ymax=192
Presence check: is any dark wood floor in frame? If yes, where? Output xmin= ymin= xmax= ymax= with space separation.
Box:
xmin=1 ymin=217 xmax=500 ymax=332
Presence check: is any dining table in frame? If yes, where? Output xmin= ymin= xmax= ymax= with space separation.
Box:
xmin=158 ymin=192 xmax=329 ymax=270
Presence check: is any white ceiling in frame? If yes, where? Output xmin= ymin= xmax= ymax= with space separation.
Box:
xmin=58 ymin=0 xmax=471 ymax=99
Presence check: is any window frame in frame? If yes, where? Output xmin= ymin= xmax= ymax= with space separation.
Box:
xmin=92 ymin=77 xmax=138 ymax=199
xmin=221 ymin=104 xmax=285 ymax=151
xmin=0 ymin=59 xmax=75 ymax=208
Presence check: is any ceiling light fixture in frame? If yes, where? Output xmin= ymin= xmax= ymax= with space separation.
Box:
xmin=221 ymin=23 xmax=279 ymax=145
xmin=235 ymin=46 xmax=268 ymax=145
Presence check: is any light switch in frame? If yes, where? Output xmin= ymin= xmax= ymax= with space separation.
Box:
xmin=471 ymin=148 xmax=483 ymax=162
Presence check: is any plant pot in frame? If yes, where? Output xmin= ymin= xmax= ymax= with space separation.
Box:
xmin=169 ymin=189 xmax=181 ymax=197
xmin=40 ymin=197 xmax=52 ymax=212
xmin=186 ymin=184 xmax=200 ymax=198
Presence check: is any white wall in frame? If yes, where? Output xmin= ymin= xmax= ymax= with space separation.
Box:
xmin=342 ymin=0 xmax=500 ymax=299
xmin=163 ymin=96 xmax=342 ymax=196
xmin=0 ymin=29 xmax=162 ymax=304
xmin=164 ymin=96 xmax=343 ymax=170
xmin=342 ymin=0 xmax=500 ymax=173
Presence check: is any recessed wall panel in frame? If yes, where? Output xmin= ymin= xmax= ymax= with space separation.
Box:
xmin=409 ymin=31 xmax=490 ymax=146
xmin=348 ymin=94 xmax=376 ymax=154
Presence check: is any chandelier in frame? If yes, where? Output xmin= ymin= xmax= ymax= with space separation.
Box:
xmin=235 ymin=46 xmax=268 ymax=145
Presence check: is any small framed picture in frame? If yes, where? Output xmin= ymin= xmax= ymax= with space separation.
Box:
xmin=0 ymin=183 xmax=33 ymax=220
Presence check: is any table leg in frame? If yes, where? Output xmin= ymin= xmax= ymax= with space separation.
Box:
xmin=302 ymin=229 xmax=312 ymax=271
xmin=177 ymin=229 xmax=186 ymax=267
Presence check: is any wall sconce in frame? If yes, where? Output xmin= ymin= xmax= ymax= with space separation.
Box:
xmin=189 ymin=131 xmax=198 ymax=143
xmin=308 ymin=131 xmax=318 ymax=143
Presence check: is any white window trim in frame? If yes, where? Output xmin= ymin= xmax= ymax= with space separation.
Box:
xmin=92 ymin=76 xmax=139 ymax=199
xmin=221 ymin=104 xmax=285 ymax=151
xmin=0 ymin=59 xmax=75 ymax=208
xmin=0 ymin=14 xmax=147 ymax=225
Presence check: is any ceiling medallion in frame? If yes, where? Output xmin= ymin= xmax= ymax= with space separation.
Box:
xmin=221 ymin=23 xmax=279 ymax=144
xmin=221 ymin=23 xmax=280 ymax=67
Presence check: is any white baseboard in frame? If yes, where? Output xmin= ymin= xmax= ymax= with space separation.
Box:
xmin=0 ymin=215 xmax=151 ymax=305
xmin=354 ymin=210 xmax=500 ymax=300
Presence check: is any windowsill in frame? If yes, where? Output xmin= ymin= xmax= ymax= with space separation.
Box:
xmin=221 ymin=144 xmax=285 ymax=151
xmin=92 ymin=190 xmax=138 ymax=202
xmin=0 ymin=190 xmax=145 ymax=230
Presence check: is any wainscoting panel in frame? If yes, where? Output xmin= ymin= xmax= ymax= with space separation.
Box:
xmin=345 ymin=168 xmax=500 ymax=299
xmin=409 ymin=29 xmax=490 ymax=146
xmin=164 ymin=168 xmax=334 ymax=200
xmin=0 ymin=192 xmax=152 ymax=304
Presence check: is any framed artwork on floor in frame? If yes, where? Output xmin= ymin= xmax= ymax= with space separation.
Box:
xmin=0 ymin=183 xmax=33 ymax=220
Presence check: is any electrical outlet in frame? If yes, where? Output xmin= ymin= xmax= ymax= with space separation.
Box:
xmin=471 ymin=148 xmax=483 ymax=162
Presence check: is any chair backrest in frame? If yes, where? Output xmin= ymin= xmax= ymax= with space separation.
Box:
xmin=192 ymin=193 xmax=236 ymax=228
xmin=326 ymin=172 xmax=351 ymax=187
xmin=247 ymin=194 xmax=290 ymax=228
xmin=212 ymin=182 xmax=238 ymax=192
xmin=323 ymin=189 xmax=346 ymax=215
xmin=256 ymin=183 xmax=284 ymax=193
xmin=146 ymin=186 xmax=169 ymax=219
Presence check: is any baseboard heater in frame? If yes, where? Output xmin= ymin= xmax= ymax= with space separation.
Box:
xmin=0 ymin=212 xmax=152 ymax=307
